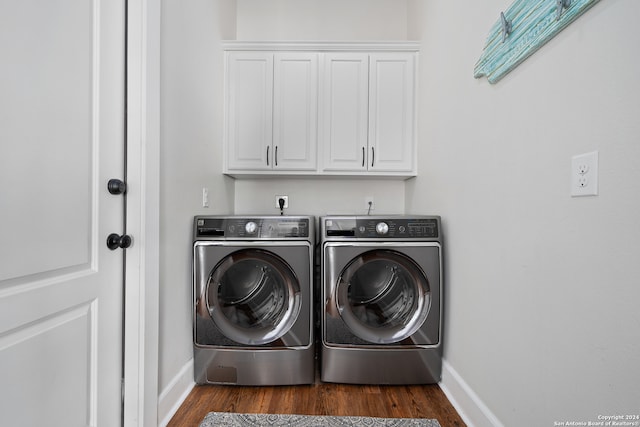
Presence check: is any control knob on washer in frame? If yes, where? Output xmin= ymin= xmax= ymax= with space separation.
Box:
xmin=245 ymin=221 xmax=258 ymax=234
xmin=375 ymin=222 xmax=389 ymax=235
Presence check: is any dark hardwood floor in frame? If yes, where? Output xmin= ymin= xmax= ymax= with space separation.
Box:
xmin=167 ymin=380 xmax=467 ymax=427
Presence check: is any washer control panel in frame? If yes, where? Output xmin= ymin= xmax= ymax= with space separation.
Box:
xmin=195 ymin=217 xmax=310 ymax=239
xmin=324 ymin=217 xmax=439 ymax=238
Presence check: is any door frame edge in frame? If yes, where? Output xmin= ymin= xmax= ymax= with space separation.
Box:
xmin=123 ymin=0 xmax=161 ymax=426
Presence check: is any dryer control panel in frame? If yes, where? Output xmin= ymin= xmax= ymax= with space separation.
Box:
xmin=324 ymin=217 xmax=439 ymax=239
xmin=195 ymin=216 xmax=310 ymax=239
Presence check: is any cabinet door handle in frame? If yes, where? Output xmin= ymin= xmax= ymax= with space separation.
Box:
xmin=266 ymin=146 xmax=269 ymax=166
xmin=275 ymin=146 xmax=278 ymax=166
xmin=362 ymin=147 xmax=365 ymax=167
xmin=371 ymin=147 xmax=375 ymax=167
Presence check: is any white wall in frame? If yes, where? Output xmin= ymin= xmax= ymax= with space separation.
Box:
xmin=236 ymin=0 xmax=407 ymax=40
xmin=234 ymin=179 xmax=405 ymax=216
xmin=159 ymin=0 xmax=236 ymax=416
xmin=407 ymin=1 xmax=640 ymax=426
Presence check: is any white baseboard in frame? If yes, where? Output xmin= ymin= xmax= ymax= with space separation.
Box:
xmin=439 ymin=360 xmax=504 ymax=427
xmin=158 ymin=358 xmax=195 ymax=427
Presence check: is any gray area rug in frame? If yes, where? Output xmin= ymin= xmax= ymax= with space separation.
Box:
xmin=199 ymin=412 xmax=441 ymax=427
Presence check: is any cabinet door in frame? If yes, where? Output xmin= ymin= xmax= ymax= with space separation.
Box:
xmin=226 ymin=52 xmax=273 ymax=170
xmin=273 ymin=53 xmax=318 ymax=170
xmin=321 ymin=53 xmax=369 ymax=171
xmin=368 ymin=53 xmax=416 ymax=172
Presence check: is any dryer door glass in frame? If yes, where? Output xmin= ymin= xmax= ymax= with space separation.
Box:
xmin=336 ymin=249 xmax=430 ymax=344
xmin=207 ymin=249 xmax=302 ymax=345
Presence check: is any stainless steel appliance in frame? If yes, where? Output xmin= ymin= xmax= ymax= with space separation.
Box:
xmin=320 ymin=215 xmax=443 ymax=384
xmin=193 ymin=215 xmax=314 ymax=385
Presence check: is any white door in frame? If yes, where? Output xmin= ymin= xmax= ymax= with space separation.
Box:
xmin=225 ymin=51 xmax=274 ymax=171
xmin=320 ymin=53 xmax=370 ymax=171
xmin=0 ymin=1 xmax=125 ymax=426
xmin=368 ymin=53 xmax=416 ymax=172
xmin=273 ymin=52 xmax=318 ymax=171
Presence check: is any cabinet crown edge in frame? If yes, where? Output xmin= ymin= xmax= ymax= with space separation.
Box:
xmin=222 ymin=41 xmax=420 ymax=52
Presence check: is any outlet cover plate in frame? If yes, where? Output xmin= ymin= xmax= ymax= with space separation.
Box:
xmin=275 ymin=195 xmax=289 ymax=209
xmin=571 ymin=151 xmax=598 ymax=197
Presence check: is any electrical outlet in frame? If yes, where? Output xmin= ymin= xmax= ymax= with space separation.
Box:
xmin=365 ymin=196 xmax=374 ymax=212
xmin=571 ymin=151 xmax=598 ymax=197
xmin=275 ymin=195 xmax=289 ymax=209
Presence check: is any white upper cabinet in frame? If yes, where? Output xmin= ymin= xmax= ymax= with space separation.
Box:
xmin=224 ymin=42 xmax=418 ymax=178
xmin=225 ymin=52 xmax=273 ymax=170
xmin=225 ymin=51 xmax=318 ymax=172
xmin=368 ymin=53 xmax=416 ymax=173
xmin=320 ymin=53 xmax=370 ymax=171
xmin=273 ymin=53 xmax=318 ymax=170
xmin=321 ymin=52 xmax=416 ymax=174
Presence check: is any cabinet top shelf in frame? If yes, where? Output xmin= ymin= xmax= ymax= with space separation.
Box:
xmin=222 ymin=41 xmax=420 ymax=52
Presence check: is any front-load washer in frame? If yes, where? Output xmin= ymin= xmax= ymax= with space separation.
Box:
xmin=193 ymin=215 xmax=314 ymax=385
xmin=320 ymin=215 xmax=443 ymax=384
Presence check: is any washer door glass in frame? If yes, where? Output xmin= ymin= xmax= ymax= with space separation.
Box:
xmin=336 ymin=249 xmax=430 ymax=344
xmin=207 ymin=249 xmax=301 ymax=345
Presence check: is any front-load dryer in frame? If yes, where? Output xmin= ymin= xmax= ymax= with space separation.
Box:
xmin=193 ymin=215 xmax=314 ymax=385
xmin=320 ymin=215 xmax=443 ymax=384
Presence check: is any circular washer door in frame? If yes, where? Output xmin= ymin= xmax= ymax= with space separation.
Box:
xmin=206 ymin=249 xmax=302 ymax=345
xmin=335 ymin=249 xmax=430 ymax=344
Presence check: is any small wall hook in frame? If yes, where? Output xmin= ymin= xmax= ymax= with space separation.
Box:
xmin=500 ymin=12 xmax=512 ymax=43
xmin=556 ymin=0 xmax=572 ymax=21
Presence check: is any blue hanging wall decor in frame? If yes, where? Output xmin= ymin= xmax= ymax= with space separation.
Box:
xmin=474 ymin=0 xmax=601 ymax=84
